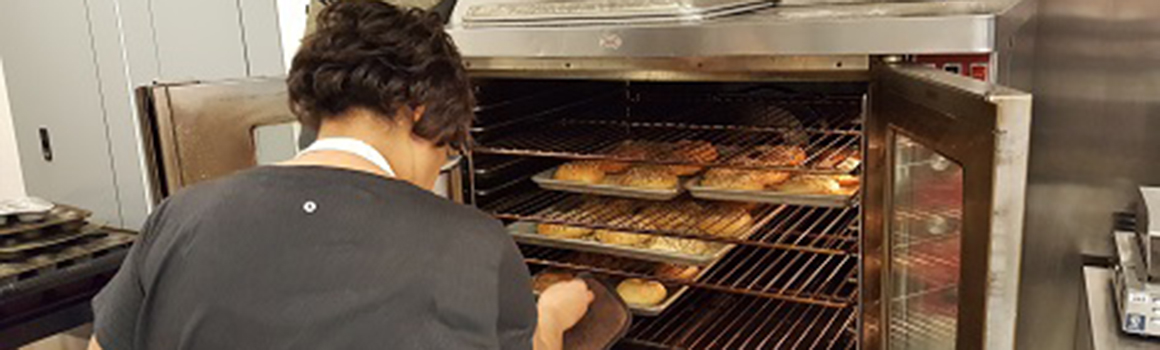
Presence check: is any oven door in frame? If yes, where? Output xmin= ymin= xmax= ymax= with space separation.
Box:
xmin=138 ymin=78 xmax=466 ymax=203
xmin=138 ymin=78 xmax=295 ymax=200
xmin=863 ymin=64 xmax=1031 ymax=350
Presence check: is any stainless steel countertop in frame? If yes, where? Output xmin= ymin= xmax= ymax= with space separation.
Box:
xmin=1080 ymin=266 xmax=1160 ymax=350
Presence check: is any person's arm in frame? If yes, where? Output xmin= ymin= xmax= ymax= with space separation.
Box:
xmin=533 ymin=280 xmax=594 ymax=350
xmin=494 ymin=225 xmax=592 ymax=350
xmin=87 ymin=201 xmax=169 ymax=350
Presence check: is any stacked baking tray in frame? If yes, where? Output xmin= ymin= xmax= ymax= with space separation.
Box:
xmin=466 ymin=80 xmax=863 ymax=347
xmin=0 ymin=199 xmax=136 ymax=348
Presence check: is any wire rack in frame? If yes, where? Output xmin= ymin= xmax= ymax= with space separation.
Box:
xmin=521 ymin=243 xmax=857 ymax=307
xmin=483 ymin=190 xmax=859 ymax=254
xmin=622 ymin=290 xmax=858 ymax=349
xmin=889 ymin=314 xmax=957 ymax=349
xmin=472 ymin=90 xmax=863 ymax=173
xmin=470 ymin=83 xmax=868 ymax=349
xmin=625 ymin=92 xmax=863 ymax=132
xmin=474 ymin=120 xmax=862 ymax=173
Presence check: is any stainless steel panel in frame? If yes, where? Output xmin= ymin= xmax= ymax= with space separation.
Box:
xmin=0 ymin=0 xmax=123 ymax=226
xmin=866 ymin=63 xmax=1031 ymax=350
xmin=1082 ymin=266 xmax=1159 ymax=350
xmin=1017 ymin=0 xmax=1160 ymax=348
xmin=448 ymin=6 xmax=997 ymax=57
xmin=463 ymin=0 xmax=772 ymax=24
xmin=464 ymin=56 xmax=870 ymax=82
xmin=1138 ymin=188 xmax=1160 ymax=280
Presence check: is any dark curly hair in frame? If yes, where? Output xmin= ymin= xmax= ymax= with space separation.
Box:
xmin=288 ymin=0 xmax=472 ymax=148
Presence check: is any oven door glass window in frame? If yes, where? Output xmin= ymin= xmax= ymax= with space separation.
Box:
xmin=889 ymin=134 xmax=962 ymax=350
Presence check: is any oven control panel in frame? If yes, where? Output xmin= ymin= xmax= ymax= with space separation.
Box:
xmin=913 ymin=54 xmax=991 ymax=82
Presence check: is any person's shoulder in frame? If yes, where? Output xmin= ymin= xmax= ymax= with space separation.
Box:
xmin=414 ymin=192 xmax=507 ymax=237
xmin=151 ymin=167 xmax=280 ymax=221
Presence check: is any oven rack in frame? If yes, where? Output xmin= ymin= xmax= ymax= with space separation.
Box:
xmin=889 ymin=314 xmax=957 ymax=350
xmin=622 ymin=289 xmax=857 ymax=349
xmin=473 ymin=119 xmax=862 ymax=174
xmin=894 ymin=246 xmax=960 ymax=289
xmin=472 ymin=86 xmax=864 ymax=134
xmin=520 ymin=244 xmax=858 ymax=308
xmin=484 ymin=190 xmax=859 ymax=254
xmin=624 ymin=91 xmax=864 ymax=132
xmin=891 ymin=208 xmax=961 ymax=250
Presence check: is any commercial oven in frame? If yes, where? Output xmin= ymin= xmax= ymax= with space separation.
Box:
xmin=135 ymin=1 xmax=1034 ymax=349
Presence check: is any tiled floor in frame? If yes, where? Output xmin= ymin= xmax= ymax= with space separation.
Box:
xmin=20 ymin=325 xmax=89 ymax=350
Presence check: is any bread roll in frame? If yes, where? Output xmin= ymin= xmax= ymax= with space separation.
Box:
xmin=701 ymin=168 xmax=766 ymax=191
xmin=655 ymin=264 xmax=700 ymax=281
xmin=759 ymin=145 xmax=808 ymax=167
xmin=537 ymin=223 xmax=593 ymax=239
xmin=617 ymin=279 xmax=668 ymax=306
xmin=554 ymin=161 xmax=605 ymax=184
xmin=595 ymin=229 xmax=652 ymax=246
xmin=834 ymin=174 xmax=860 ymax=187
xmin=612 ymin=166 xmax=679 ymax=189
xmin=775 ymin=175 xmax=841 ymax=195
xmin=663 ymin=140 xmax=719 ymax=176
xmin=532 ymin=271 xmax=575 ymax=293
xmin=648 ymin=236 xmax=711 ymax=256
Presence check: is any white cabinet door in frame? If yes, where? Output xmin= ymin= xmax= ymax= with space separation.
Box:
xmin=0 ymin=0 xmax=122 ymax=225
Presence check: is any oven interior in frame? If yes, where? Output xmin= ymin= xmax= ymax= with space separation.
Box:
xmin=464 ymin=78 xmax=868 ymax=349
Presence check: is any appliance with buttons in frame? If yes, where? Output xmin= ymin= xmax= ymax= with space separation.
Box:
xmin=1112 ymin=186 xmax=1160 ymax=337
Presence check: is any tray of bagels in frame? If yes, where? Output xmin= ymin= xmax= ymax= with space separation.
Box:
xmin=685 ymin=145 xmax=861 ymax=207
xmin=532 ymin=140 xmax=719 ymax=201
xmin=505 ymin=198 xmax=766 ymax=266
xmin=531 ymin=253 xmax=716 ymax=316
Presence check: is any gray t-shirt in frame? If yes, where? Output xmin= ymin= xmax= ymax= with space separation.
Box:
xmin=93 ymin=166 xmax=536 ymax=349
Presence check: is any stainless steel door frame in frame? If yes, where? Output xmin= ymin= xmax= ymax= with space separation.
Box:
xmin=864 ymin=63 xmax=1031 ymax=350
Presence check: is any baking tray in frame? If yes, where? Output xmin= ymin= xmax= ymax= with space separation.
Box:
xmin=686 ymin=177 xmax=858 ymax=208
xmin=534 ymin=271 xmax=690 ymax=317
xmin=532 ymin=260 xmax=718 ymax=317
xmin=0 ymin=205 xmax=91 ymax=237
xmin=508 ymin=221 xmax=743 ymax=266
xmin=0 ymin=229 xmax=136 ymax=283
xmin=531 ymin=168 xmax=687 ymax=201
xmin=0 ymin=225 xmax=106 ymax=260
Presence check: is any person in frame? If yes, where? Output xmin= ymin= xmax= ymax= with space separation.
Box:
xmin=87 ymin=1 xmax=594 ymax=349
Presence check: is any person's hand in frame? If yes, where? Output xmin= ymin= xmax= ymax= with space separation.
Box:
xmin=537 ymin=279 xmax=595 ymax=332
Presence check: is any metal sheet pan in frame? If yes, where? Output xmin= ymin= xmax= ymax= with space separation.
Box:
xmin=532 ymin=259 xmax=720 ymax=317
xmin=508 ymin=221 xmax=736 ymax=266
xmin=0 ymin=206 xmax=91 ymax=238
xmin=0 ymin=229 xmax=136 ymax=283
xmin=464 ymin=0 xmax=772 ymax=23
xmin=0 ymin=226 xmax=106 ymax=260
xmin=534 ymin=272 xmax=690 ymax=317
xmin=686 ymin=177 xmax=857 ymax=207
xmin=532 ymin=168 xmax=687 ymax=201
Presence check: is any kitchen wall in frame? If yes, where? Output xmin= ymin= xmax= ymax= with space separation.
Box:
xmin=0 ymin=57 xmax=26 ymax=199
xmin=1018 ymin=0 xmax=1160 ymax=348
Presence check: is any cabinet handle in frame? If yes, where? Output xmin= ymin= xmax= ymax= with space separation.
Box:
xmin=38 ymin=126 xmax=53 ymax=162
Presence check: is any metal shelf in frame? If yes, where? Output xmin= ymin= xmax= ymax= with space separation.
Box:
xmin=475 ymin=120 xmax=861 ymax=173
xmin=622 ymin=290 xmax=858 ymax=349
xmin=520 ymin=243 xmax=857 ymax=308
xmin=889 ymin=314 xmax=957 ymax=349
xmin=483 ymin=190 xmax=859 ymax=254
